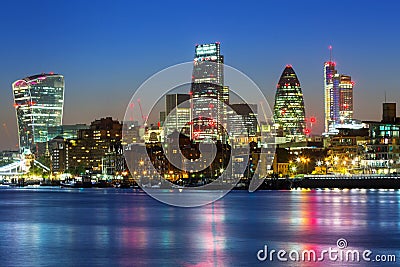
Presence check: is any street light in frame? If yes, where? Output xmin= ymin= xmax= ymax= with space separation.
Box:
xmin=291 ymin=166 xmax=297 ymax=176
xmin=325 ymin=161 xmax=330 ymax=174
xmin=389 ymin=159 xmax=394 ymax=174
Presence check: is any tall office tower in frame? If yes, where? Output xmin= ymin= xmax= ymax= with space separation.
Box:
xmin=324 ymin=60 xmax=337 ymax=133
xmin=164 ymin=93 xmax=191 ymax=136
xmin=12 ymin=73 xmax=64 ymax=153
xmin=337 ymin=74 xmax=353 ymax=121
xmin=190 ymin=42 xmax=227 ymax=142
xmin=273 ymin=65 xmax=306 ymax=142
xmin=324 ymin=48 xmax=354 ymax=134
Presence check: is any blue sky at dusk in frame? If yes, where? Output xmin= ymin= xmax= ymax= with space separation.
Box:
xmin=0 ymin=0 xmax=399 ymax=150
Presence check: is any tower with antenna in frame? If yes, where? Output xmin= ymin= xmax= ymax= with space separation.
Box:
xmin=324 ymin=45 xmax=337 ymax=134
xmin=323 ymin=45 xmax=355 ymax=135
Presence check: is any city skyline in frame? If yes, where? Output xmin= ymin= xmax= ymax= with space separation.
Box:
xmin=1 ymin=0 xmax=399 ymax=150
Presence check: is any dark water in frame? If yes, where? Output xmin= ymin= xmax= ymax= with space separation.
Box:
xmin=0 ymin=188 xmax=399 ymax=266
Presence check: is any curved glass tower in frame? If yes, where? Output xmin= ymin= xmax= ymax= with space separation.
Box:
xmin=12 ymin=73 xmax=64 ymax=153
xmin=273 ymin=65 xmax=306 ymax=142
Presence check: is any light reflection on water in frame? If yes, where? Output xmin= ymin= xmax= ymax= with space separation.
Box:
xmin=0 ymin=188 xmax=399 ymax=266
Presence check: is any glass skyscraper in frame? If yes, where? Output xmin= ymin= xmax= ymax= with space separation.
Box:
xmin=324 ymin=55 xmax=354 ymax=135
xmin=190 ymin=42 xmax=227 ymax=142
xmin=273 ymin=65 xmax=306 ymax=142
xmin=324 ymin=61 xmax=337 ymax=133
xmin=338 ymin=74 xmax=353 ymax=121
xmin=12 ymin=73 xmax=65 ymax=153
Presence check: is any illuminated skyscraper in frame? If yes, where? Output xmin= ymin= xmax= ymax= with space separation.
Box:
xmin=324 ymin=60 xmax=337 ymax=133
xmin=192 ymin=43 xmax=224 ymax=89
xmin=338 ymin=74 xmax=353 ymax=121
xmin=191 ymin=42 xmax=227 ymax=142
xmin=324 ymin=48 xmax=354 ymax=134
xmin=12 ymin=73 xmax=64 ymax=153
xmin=273 ymin=65 xmax=306 ymax=142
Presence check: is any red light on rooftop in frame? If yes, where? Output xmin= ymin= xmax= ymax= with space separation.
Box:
xmin=49 ymin=72 xmax=54 ymax=75
xmin=351 ymin=81 xmax=355 ymax=86
xmin=304 ymin=128 xmax=311 ymax=135
xmin=286 ymin=64 xmax=292 ymax=68
xmin=310 ymin=117 xmax=316 ymax=123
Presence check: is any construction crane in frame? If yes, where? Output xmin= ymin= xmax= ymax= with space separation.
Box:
xmin=259 ymin=101 xmax=269 ymax=122
xmin=137 ymin=99 xmax=147 ymax=126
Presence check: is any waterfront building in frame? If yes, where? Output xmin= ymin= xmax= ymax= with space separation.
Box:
xmin=326 ymin=103 xmax=400 ymax=174
xmin=326 ymin=128 xmax=369 ymax=174
xmin=362 ymin=110 xmax=400 ymax=173
xmin=12 ymin=73 xmax=64 ymax=153
xmin=49 ymin=136 xmax=67 ymax=174
xmin=66 ymin=117 xmax=124 ymax=174
xmin=273 ymin=65 xmax=306 ymax=142
xmin=272 ymin=148 xmax=289 ymax=176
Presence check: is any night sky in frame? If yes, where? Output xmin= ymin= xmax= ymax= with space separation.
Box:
xmin=0 ymin=0 xmax=399 ymax=150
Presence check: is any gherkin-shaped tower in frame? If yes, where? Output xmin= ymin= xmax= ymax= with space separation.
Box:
xmin=273 ymin=65 xmax=306 ymax=142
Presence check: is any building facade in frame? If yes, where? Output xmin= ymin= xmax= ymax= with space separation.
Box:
xmin=164 ymin=94 xmax=190 ymax=136
xmin=190 ymin=42 xmax=227 ymax=143
xmin=228 ymin=103 xmax=258 ymax=138
xmin=273 ymin=65 xmax=306 ymax=142
xmin=362 ymin=121 xmax=400 ymax=173
xmin=66 ymin=117 xmax=124 ymax=175
xmin=12 ymin=73 xmax=64 ymax=153
xmin=324 ymin=55 xmax=354 ymax=135
xmin=48 ymin=124 xmax=89 ymax=140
